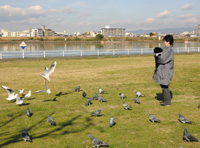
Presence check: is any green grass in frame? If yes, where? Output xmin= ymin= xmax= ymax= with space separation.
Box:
xmin=0 ymin=54 xmax=200 ymax=148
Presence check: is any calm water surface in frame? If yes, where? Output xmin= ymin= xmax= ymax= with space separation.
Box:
xmin=0 ymin=42 xmax=200 ymax=51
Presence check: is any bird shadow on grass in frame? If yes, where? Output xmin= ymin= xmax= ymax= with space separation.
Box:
xmin=43 ymin=97 xmax=57 ymax=102
xmin=27 ymin=97 xmax=36 ymax=100
xmin=55 ymin=91 xmax=72 ymax=97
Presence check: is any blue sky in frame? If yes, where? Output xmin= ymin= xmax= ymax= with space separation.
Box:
xmin=0 ymin=0 xmax=200 ymax=34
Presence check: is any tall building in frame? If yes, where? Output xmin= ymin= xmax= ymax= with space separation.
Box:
xmin=101 ymin=26 xmax=126 ymax=37
xmin=194 ymin=24 xmax=200 ymax=36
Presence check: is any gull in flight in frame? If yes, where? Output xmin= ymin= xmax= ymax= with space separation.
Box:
xmin=18 ymin=89 xmax=25 ymax=94
xmin=2 ymin=86 xmax=18 ymax=101
xmin=40 ymin=61 xmax=56 ymax=82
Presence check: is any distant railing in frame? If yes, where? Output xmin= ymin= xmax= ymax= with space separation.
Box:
xmin=0 ymin=47 xmax=200 ymax=59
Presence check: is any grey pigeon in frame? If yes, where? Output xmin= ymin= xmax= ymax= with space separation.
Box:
xmin=98 ymin=87 xmax=107 ymax=94
xmin=47 ymin=115 xmax=56 ymax=126
xmin=109 ymin=115 xmax=116 ymax=127
xmin=183 ymin=128 xmax=198 ymax=142
xmin=22 ymin=128 xmax=32 ymax=142
xmin=91 ymin=108 xmax=102 ymax=117
xmin=122 ymin=101 xmax=131 ymax=110
xmin=98 ymin=94 xmax=107 ymax=102
xmin=149 ymin=112 xmax=160 ymax=123
xmin=85 ymin=97 xmax=92 ymax=106
xmin=119 ymin=92 xmax=127 ymax=99
xmin=135 ymin=90 xmax=145 ymax=97
xmin=88 ymin=135 xmax=109 ymax=148
xmin=134 ymin=96 xmax=140 ymax=104
xmin=82 ymin=91 xmax=87 ymax=98
xmin=178 ymin=114 xmax=192 ymax=124
xmin=40 ymin=61 xmax=56 ymax=82
xmin=91 ymin=92 xmax=98 ymax=100
xmin=25 ymin=108 xmax=32 ymax=117
xmin=198 ymin=101 xmax=200 ymax=108
xmin=73 ymin=85 xmax=80 ymax=92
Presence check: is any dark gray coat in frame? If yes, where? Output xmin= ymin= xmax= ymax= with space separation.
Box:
xmin=153 ymin=46 xmax=174 ymax=85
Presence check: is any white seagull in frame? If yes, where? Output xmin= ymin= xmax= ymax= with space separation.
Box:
xmin=2 ymin=86 xmax=18 ymax=101
xmin=40 ymin=61 xmax=56 ymax=82
xmin=35 ymin=79 xmax=51 ymax=95
xmin=24 ymin=90 xmax=31 ymax=99
xmin=16 ymin=97 xmax=24 ymax=105
xmin=18 ymin=89 xmax=25 ymax=94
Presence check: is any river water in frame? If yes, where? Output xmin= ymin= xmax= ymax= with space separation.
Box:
xmin=0 ymin=41 xmax=200 ymax=51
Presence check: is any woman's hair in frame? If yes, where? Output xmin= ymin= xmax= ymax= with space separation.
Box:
xmin=163 ymin=35 xmax=174 ymax=46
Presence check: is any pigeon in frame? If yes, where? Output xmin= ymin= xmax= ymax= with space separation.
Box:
xmin=122 ymin=101 xmax=131 ymax=110
xmin=134 ymin=96 xmax=140 ymax=104
xmin=178 ymin=114 xmax=192 ymax=124
xmin=109 ymin=115 xmax=116 ymax=127
xmin=18 ymin=89 xmax=25 ymax=94
xmin=88 ymin=135 xmax=109 ymax=148
xmin=25 ymin=108 xmax=32 ymax=117
xmin=47 ymin=115 xmax=56 ymax=126
xmin=91 ymin=92 xmax=98 ymax=100
xmin=98 ymin=94 xmax=107 ymax=102
xmin=98 ymin=87 xmax=107 ymax=94
xmin=73 ymin=85 xmax=81 ymax=92
xmin=40 ymin=61 xmax=56 ymax=82
xmin=85 ymin=97 xmax=92 ymax=106
xmin=119 ymin=92 xmax=127 ymax=99
xmin=82 ymin=91 xmax=87 ymax=98
xmin=91 ymin=108 xmax=102 ymax=117
xmin=183 ymin=128 xmax=198 ymax=142
xmin=135 ymin=91 xmax=145 ymax=97
xmin=24 ymin=90 xmax=31 ymax=99
xmin=198 ymin=101 xmax=200 ymax=108
xmin=22 ymin=128 xmax=32 ymax=142
xmin=2 ymin=86 xmax=18 ymax=101
xmin=149 ymin=112 xmax=160 ymax=123
xmin=16 ymin=97 xmax=24 ymax=105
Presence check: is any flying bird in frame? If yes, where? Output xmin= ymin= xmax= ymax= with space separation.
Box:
xmin=18 ymin=89 xmax=25 ymax=94
xmin=178 ymin=114 xmax=192 ymax=124
xmin=98 ymin=87 xmax=107 ymax=94
xmin=183 ymin=128 xmax=198 ymax=142
xmin=88 ymin=135 xmax=109 ymax=148
xmin=91 ymin=108 xmax=102 ymax=117
xmin=134 ymin=96 xmax=140 ymax=104
xmin=73 ymin=85 xmax=81 ymax=92
xmin=85 ymin=97 xmax=92 ymax=106
xmin=40 ymin=61 xmax=56 ymax=82
xmin=122 ymin=101 xmax=131 ymax=110
xmin=109 ymin=115 xmax=116 ymax=127
xmin=119 ymin=92 xmax=127 ymax=99
xmin=135 ymin=91 xmax=145 ymax=97
xmin=22 ymin=128 xmax=32 ymax=142
xmin=47 ymin=115 xmax=56 ymax=126
xmin=149 ymin=112 xmax=160 ymax=123
xmin=25 ymin=108 xmax=32 ymax=117
xmin=2 ymin=86 xmax=18 ymax=101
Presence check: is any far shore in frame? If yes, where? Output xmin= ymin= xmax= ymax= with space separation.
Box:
xmin=0 ymin=36 xmax=200 ymax=43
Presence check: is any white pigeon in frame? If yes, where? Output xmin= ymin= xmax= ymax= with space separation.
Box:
xmin=16 ymin=97 xmax=24 ymax=105
xmin=18 ymin=89 xmax=25 ymax=94
xmin=2 ymin=86 xmax=18 ymax=101
xmin=35 ymin=80 xmax=51 ymax=95
xmin=40 ymin=61 xmax=56 ymax=82
xmin=24 ymin=90 xmax=31 ymax=99
xmin=135 ymin=90 xmax=145 ymax=97
xmin=98 ymin=87 xmax=107 ymax=94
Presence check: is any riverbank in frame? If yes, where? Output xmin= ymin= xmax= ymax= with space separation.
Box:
xmin=0 ymin=36 xmax=200 ymax=43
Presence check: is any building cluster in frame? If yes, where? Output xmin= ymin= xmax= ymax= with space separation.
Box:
xmin=0 ymin=24 xmax=200 ymax=38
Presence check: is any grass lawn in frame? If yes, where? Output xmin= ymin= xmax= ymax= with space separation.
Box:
xmin=0 ymin=54 xmax=200 ymax=148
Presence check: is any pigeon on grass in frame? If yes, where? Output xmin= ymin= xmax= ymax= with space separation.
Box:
xmin=73 ymin=85 xmax=81 ymax=92
xmin=91 ymin=92 xmax=98 ymax=100
xmin=198 ymin=101 xmax=200 ymax=108
xmin=82 ymin=91 xmax=87 ymax=98
xmin=47 ymin=115 xmax=56 ymax=126
xmin=22 ymin=128 xmax=32 ymax=142
xmin=40 ymin=61 xmax=56 ymax=82
xmin=119 ymin=92 xmax=127 ymax=99
xmin=25 ymin=108 xmax=32 ymax=117
xmin=134 ymin=96 xmax=140 ymax=104
xmin=109 ymin=115 xmax=116 ymax=127
xmin=122 ymin=101 xmax=131 ymax=110
xmin=183 ymin=128 xmax=198 ymax=142
xmin=98 ymin=94 xmax=107 ymax=102
xmin=135 ymin=91 xmax=145 ymax=97
xmin=98 ymin=87 xmax=107 ymax=94
xmin=85 ymin=97 xmax=92 ymax=106
xmin=149 ymin=112 xmax=160 ymax=123
xmin=91 ymin=108 xmax=102 ymax=117
xmin=88 ymin=135 xmax=109 ymax=148
xmin=178 ymin=114 xmax=192 ymax=124
xmin=2 ymin=86 xmax=18 ymax=101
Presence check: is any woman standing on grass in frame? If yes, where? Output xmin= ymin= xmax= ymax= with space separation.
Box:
xmin=153 ymin=34 xmax=174 ymax=106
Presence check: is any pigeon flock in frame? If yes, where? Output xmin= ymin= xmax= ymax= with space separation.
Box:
xmin=1 ymin=60 xmax=199 ymax=147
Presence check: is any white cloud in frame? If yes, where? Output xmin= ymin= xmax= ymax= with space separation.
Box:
xmin=182 ymin=3 xmax=193 ymax=10
xmin=157 ymin=10 xmax=172 ymax=18
xmin=145 ymin=18 xmax=154 ymax=23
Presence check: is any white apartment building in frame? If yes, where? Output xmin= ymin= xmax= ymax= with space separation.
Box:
xmin=194 ymin=24 xmax=200 ymax=36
